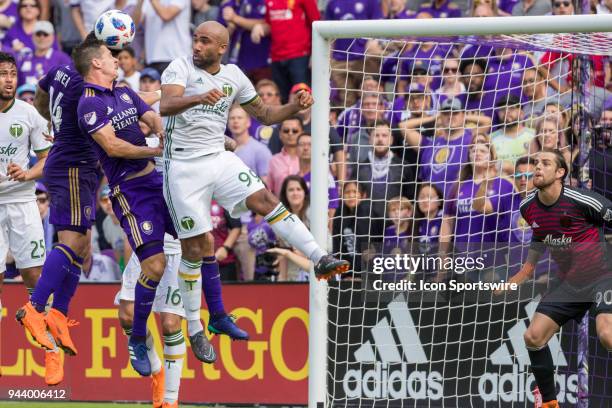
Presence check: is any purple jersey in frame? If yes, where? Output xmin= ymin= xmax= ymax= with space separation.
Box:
xmin=38 ymin=64 xmax=98 ymax=168
xmin=418 ymin=128 xmax=472 ymax=198
xmin=417 ymin=0 xmax=461 ymax=18
xmin=484 ymin=53 xmax=534 ymax=100
xmin=336 ymin=99 xmax=394 ymax=145
xmin=326 ymin=0 xmax=382 ymax=61
xmin=388 ymin=8 xmax=416 ymax=19
xmin=444 ymin=177 xmax=512 ymax=243
xmin=498 ymin=0 xmax=520 ymax=14
xmin=3 ymin=23 xmax=59 ymax=54
xmin=302 ymin=171 xmax=340 ymax=209
xmin=77 ymin=83 xmax=153 ymax=185
xmin=383 ymin=224 xmax=411 ymax=254
xmin=400 ymin=43 xmax=453 ymax=89
xmin=218 ymin=0 xmax=270 ymax=71
xmin=0 ymin=1 xmax=18 ymax=43
xmin=417 ymin=209 xmax=443 ymax=244
xmin=17 ymin=49 xmax=71 ymax=86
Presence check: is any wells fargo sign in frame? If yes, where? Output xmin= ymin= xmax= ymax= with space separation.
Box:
xmin=0 ymin=283 xmax=308 ymax=404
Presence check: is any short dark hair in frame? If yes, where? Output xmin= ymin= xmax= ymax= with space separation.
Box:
xmin=540 ymin=148 xmax=568 ymax=181
xmin=460 ymin=58 xmax=487 ymax=75
xmin=0 ymin=52 xmax=16 ymax=69
xmin=281 ymin=116 xmax=304 ymax=130
xmin=515 ymin=156 xmax=534 ymax=171
xmin=117 ymin=46 xmax=135 ymax=58
xmin=72 ymin=35 xmax=107 ymax=77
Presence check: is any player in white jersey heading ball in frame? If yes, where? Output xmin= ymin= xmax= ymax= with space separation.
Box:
xmin=159 ymin=22 xmax=349 ymax=326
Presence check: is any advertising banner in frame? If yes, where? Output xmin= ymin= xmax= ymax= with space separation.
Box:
xmin=0 ymin=282 xmax=308 ymax=405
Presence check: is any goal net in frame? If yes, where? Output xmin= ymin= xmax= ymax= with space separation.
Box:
xmin=309 ymin=16 xmax=612 ymax=408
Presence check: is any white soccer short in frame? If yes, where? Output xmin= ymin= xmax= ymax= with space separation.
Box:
xmin=163 ymin=150 xmax=265 ymax=239
xmin=0 ymin=201 xmax=46 ymax=271
xmin=117 ymin=252 xmax=185 ymax=317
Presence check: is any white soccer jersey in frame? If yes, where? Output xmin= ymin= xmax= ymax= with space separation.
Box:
xmin=161 ymin=57 xmax=258 ymax=159
xmin=0 ymin=99 xmax=51 ymax=204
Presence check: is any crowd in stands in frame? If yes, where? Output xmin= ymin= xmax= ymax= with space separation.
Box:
xmin=2 ymin=0 xmax=612 ymax=282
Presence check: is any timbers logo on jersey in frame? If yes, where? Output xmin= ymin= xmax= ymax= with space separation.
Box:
xmin=222 ymin=84 xmax=233 ymax=97
xmin=9 ymin=123 xmax=23 ymax=138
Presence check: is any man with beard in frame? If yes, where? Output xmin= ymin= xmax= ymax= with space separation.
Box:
xmin=502 ymin=149 xmax=612 ymax=408
xmin=159 ymin=22 xmax=349 ymax=315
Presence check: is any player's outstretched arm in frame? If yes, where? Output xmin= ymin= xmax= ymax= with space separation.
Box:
xmin=159 ymin=84 xmax=224 ymax=116
xmin=140 ymin=110 xmax=165 ymax=137
xmin=34 ymin=85 xmax=50 ymax=122
xmin=91 ymin=124 xmax=162 ymax=159
xmin=243 ymin=90 xmax=313 ymax=126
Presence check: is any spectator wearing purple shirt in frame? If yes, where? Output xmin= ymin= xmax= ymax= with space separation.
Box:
xmin=228 ymin=104 xmax=271 ymax=282
xmin=0 ymin=0 xmax=18 ymax=43
xmin=417 ymin=0 xmax=461 ymax=18
xmin=415 ymin=183 xmax=443 ymax=246
xmin=229 ymin=104 xmax=271 ymax=185
xmin=3 ymin=0 xmax=58 ymax=55
xmin=401 ymin=97 xmax=490 ymax=198
xmin=219 ymin=0 xmax=271 ymax=84
xmin=432 ymin=58 xmax=464 ymax=111
xmin=17 ymin=21 xmax=71 ymax=85
xmin=440 ymin=139 xmax=514 ymax=280
xmin=458 ymin=58 xmax=497 ymax=120
xmin=326 ymin=0 xmax=383 ymax=106
xmin=398 ymin=42 xmax=453 ymax=93
xmin=250 ymin=78 xmax=281 ymax=146
xmin=295 ymin=133 xmax=340 ymax=221
xmin=383 ymin=196 xmax=413 ymax=255
xmin=247 ymin=213 xmax=276 ymax=280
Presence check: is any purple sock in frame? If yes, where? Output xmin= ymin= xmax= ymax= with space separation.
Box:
xmin=30 ymin=244 xmax=76 ymax=313
xmin=202 ymin=256 xmax=225 ymax=317
xmin=51 ymin=256 xmax=82 ymax=316
xmin=132 ymin=273 xmax=160 ymax=338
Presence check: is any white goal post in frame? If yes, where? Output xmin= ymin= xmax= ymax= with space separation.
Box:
xmin=309 ymin=14 xmax=612 ymax=408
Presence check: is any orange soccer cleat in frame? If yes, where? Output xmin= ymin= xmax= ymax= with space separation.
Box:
xmin=152 ymin=366 xmax=165 ymax=408
xmin=15 ymin=302 xmax=55 ymax=350
xmin=541 ymin=401 xmax=560 ymax=408
xmin=162 ymin=401 xmax=178 ymax=408
xmin=45 ymin=308 xmax=79 ymax=356
xmin=44 ymin=349 xmax=64 ymax=386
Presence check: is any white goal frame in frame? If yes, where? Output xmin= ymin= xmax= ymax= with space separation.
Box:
xmin=308 ymin=14 xmax=612 ymax=408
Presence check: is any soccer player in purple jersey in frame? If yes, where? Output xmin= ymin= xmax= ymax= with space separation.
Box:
xmin=16 ymin=32 xmax=165 ymax=367
xmin=501 ymin=149 xmax=612 ymax=408
xmin=71 ymin=36 xmax=172 ymax=377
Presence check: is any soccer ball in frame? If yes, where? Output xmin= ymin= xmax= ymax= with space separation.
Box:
xmin=94 ymin=10 xmax=135 ymax=50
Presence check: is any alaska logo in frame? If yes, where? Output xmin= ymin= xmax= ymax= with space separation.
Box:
xmin=0 ymin=143 xmax=18 ymax=156
xmin=543 ymin=234 xmax=572 ymax=247
xmin=180 ymin=216 xmax=195 ymax=231
xmin=222 ymin=83 xmax=233 ymax=97
xmin=9 ymin=123 xmax=23 ymax=138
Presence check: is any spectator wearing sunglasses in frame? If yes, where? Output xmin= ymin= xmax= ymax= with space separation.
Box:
xmin=17 ymin=21 xmax=70 ymax=85
xmin=267 ymin=117 xmax=303 ymax=197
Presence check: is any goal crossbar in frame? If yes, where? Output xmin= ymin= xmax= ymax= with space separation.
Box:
xmin=308 ymin=14 xmax=612 ymax=408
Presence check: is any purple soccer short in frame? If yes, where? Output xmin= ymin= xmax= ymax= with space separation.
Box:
xmin=110 ymin=169 xmax=176 ymax=261
xmin=44 ymin=165 xmax=99 ymax=234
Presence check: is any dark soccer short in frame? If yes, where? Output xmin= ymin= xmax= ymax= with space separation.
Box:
xmin=45 ymin=165 xmax=99 ymax=233
xmin=110 ymin=170 xmax=176 ymax=262
xmin=536 ymin=278 xmax=612 ymax=326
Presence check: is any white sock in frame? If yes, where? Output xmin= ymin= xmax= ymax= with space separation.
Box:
xmin=163 ymin=331 xmax=185 ymax=403
xmin=265 ymin=203 xmax=326 ymax=263
xmin=146 ymin=330 xmax=162 ymax=375
xmin=178 ymin=258 xmax=204 ymax=337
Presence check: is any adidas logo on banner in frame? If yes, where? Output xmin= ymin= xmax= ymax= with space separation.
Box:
xmin=342 ymin=295 xmax=578 ymax=404
xmin=343 ymin=294 xmax=443 ymax=400
xmin=489 ymin=296 xmax=566 ymax=368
